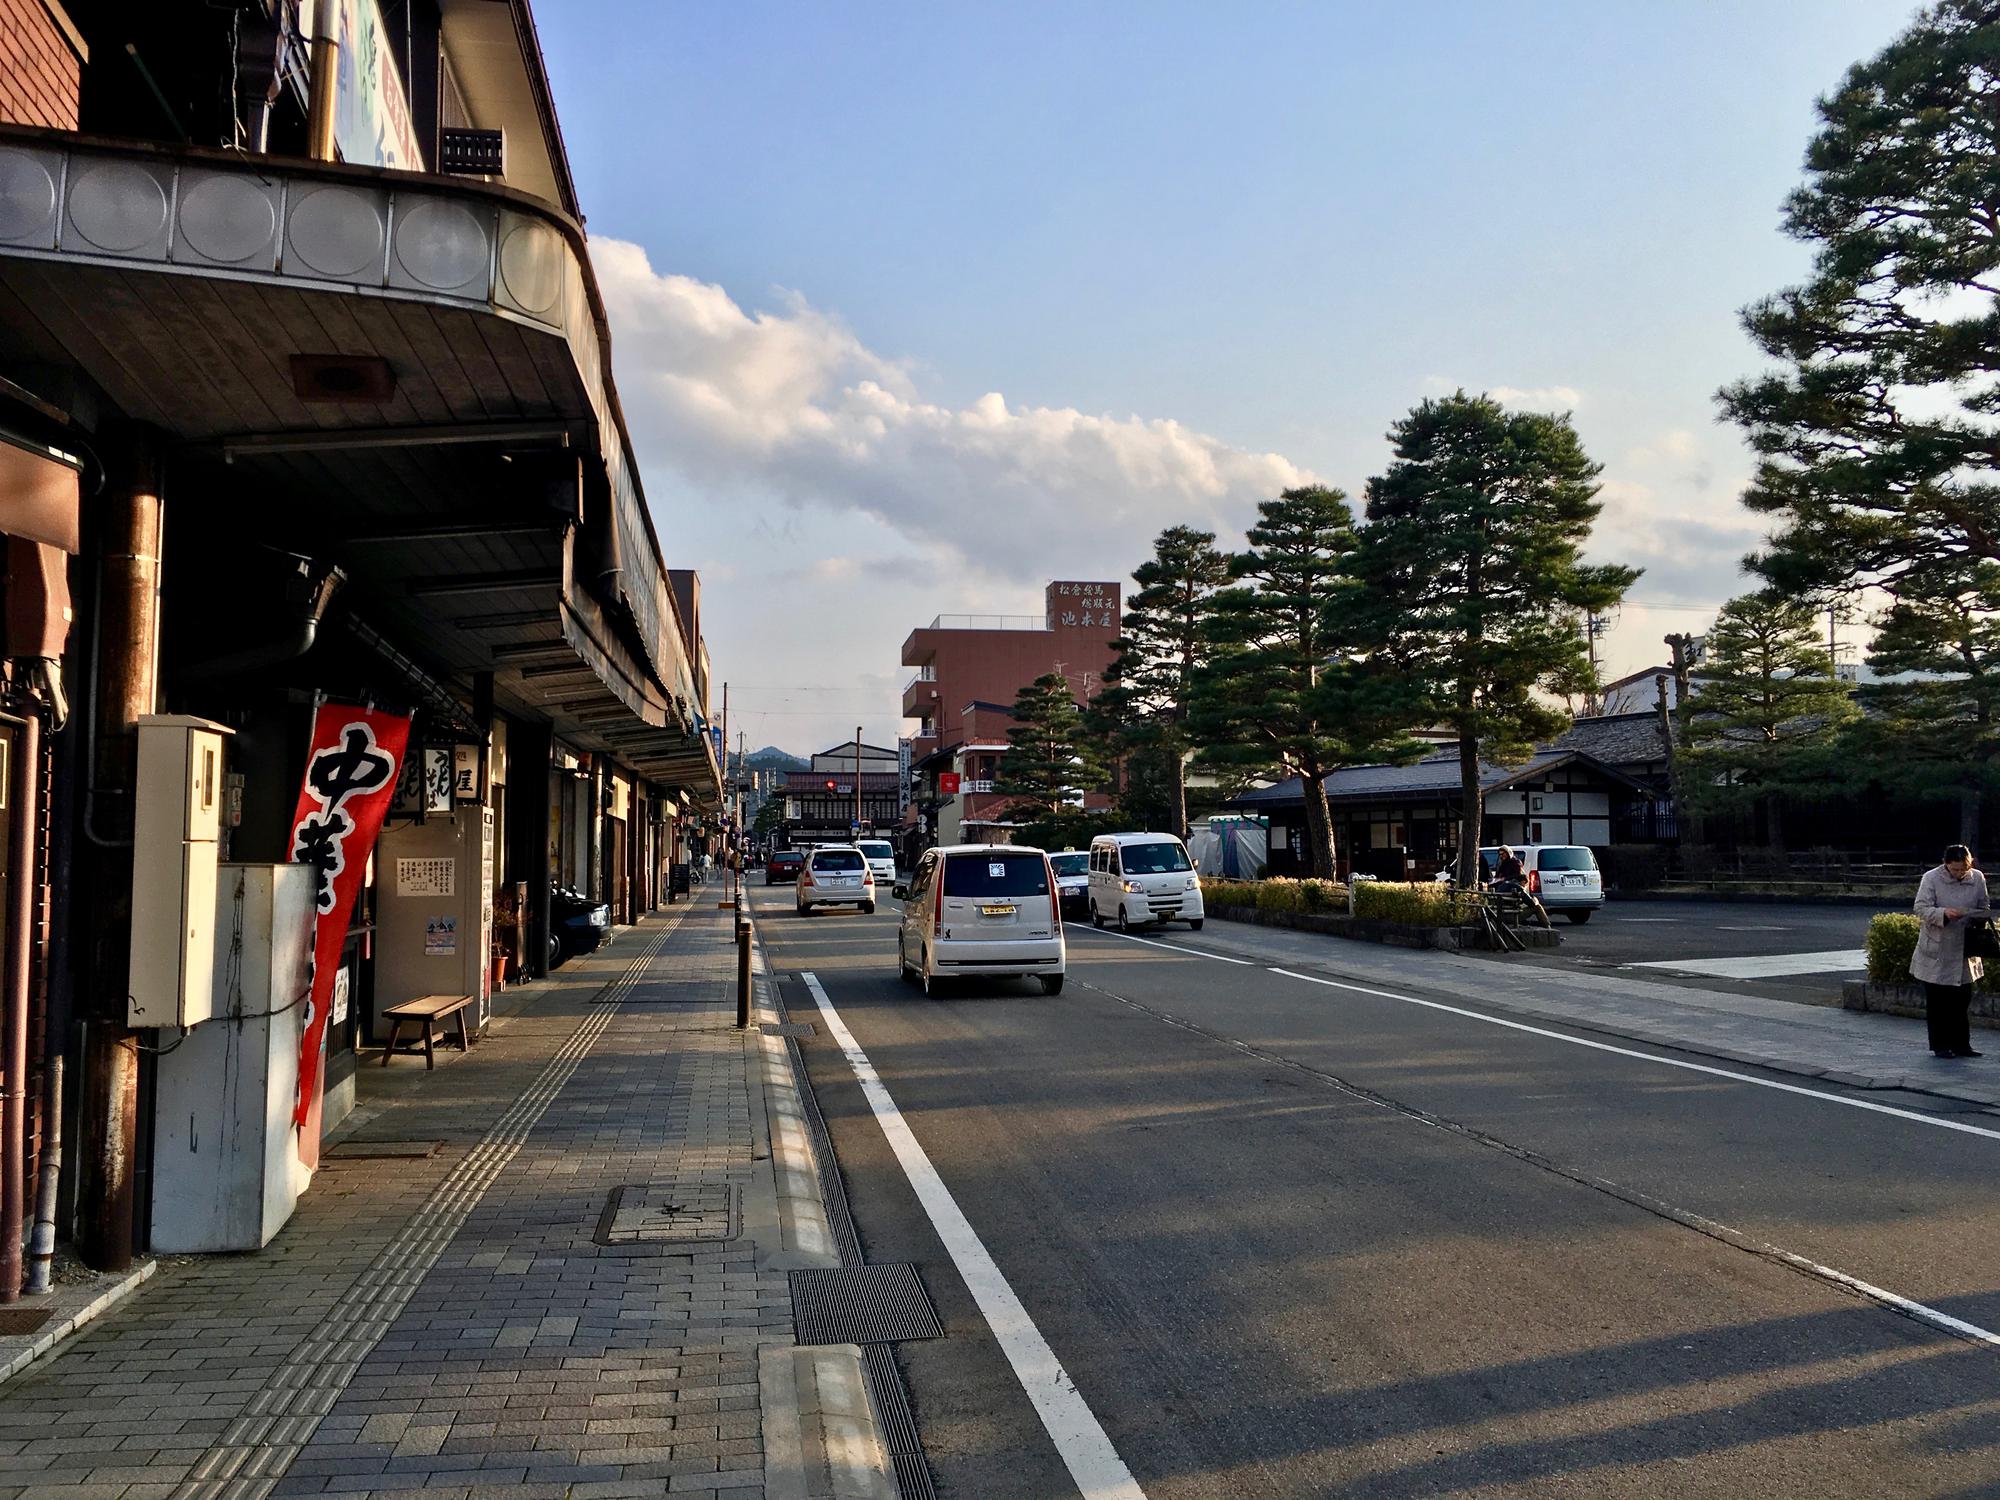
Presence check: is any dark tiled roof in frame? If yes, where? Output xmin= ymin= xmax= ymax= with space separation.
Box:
xmin=1232 ymin=747 xmax=1652 ymax=809
xmin=1552 ymin=712 xmax=1670 ymax=766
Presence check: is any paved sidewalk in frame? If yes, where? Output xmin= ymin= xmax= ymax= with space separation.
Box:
xmin=0 ymin=901 xmax=897 ymax=1499
xmin=1178 ymin=915 xmax=2000 ymax=1110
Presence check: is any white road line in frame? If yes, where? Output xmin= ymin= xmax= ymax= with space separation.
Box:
xmin=1075 ymin=924 xmax=1258 ymax=964
xmin=1265 ymin=967 xmax=2000 ymax=1145
xmin=1630 ymin=948 xmax=1865 ymax=979
xmin=799 ymin=971 xmax=1148 ymax=1500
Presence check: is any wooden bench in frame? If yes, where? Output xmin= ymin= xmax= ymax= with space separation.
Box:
xmin=379 ymin=994 xmax=478 ymax=1070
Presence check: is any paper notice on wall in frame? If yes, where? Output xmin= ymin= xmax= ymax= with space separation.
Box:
xmin=398 ymin=857 xmax=455 ymax=897
xmin=330 ymin=966 xmax=351 ymax=1027
xmin=425 ymin=916 xmax=457 ymax=957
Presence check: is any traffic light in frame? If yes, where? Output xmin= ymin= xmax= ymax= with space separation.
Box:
xmin=824 ymin=778 xmax=837 ymax=791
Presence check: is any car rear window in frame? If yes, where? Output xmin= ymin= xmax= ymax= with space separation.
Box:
xmin=812 ymin=850 xmax=865 ymax=871
xmin=1119 ymin=841 xmax=1191 ymax=874
xmin=1049 ymin=853 xmax=1088 ymax=877
xmin=1536 ymin=848 xmax=1597 ymax=871
xmin=943 ymin=853 xmax=1050 ymax=897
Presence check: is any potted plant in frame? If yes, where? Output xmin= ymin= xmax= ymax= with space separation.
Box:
xmin=492 ymin=901 xmax=520 ymax=986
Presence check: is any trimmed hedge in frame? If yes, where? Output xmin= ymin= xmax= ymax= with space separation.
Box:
xmin=1866 ymin=910 xmax=1996 ymax=990
xmin=1201 ymin=877 xmax=1348 ymax=914
xmin=1352 ymin=880 xmax=1473 ymax=926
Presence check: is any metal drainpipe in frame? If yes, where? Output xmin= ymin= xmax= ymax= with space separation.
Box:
xmin=305 ymin=31 xmax=339 ymax=162
xmin=0 ymin=708 xmax=38 ymax=1299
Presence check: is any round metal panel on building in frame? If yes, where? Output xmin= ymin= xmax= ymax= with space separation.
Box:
xmin=64 ymin=159 xmax=171 ymax=256
xmin=497 ymin=217 xmax=564 ymax=317
xmin=285 ymin=184 xmax=387 ymax=280
xmin=0 ymin=148 xmax=61 ymax=248
xmin=391 ymin=197 xmax=490 ymax=296
xmin=175 ymin=171 xmax=279 ymax=268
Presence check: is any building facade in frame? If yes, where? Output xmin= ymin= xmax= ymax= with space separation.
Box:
xmin=900 ymin=580 xmax=1119 ymax=854
xmin=0 ymin=0 xmax=720 ymax=1289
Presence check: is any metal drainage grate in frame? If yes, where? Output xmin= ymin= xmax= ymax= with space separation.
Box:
xmin=325 ymin=1139 xmax=443 ymax=1160
xmin=761 ymin=1022 xmax=815 ymax=1038
xmin=0 ymin=1308 xmax=52 ymax=1336
xmin=595 ymin=1182 xmax=740 ymax=1245
xmin=789 ymin=1264 xmax=944 ymax=1346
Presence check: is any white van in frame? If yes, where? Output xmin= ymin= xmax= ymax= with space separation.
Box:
xmin=1088 ymin=832 xmax=1204 ymax=932
xmin=895 ymin=844 xmax=1066 ymax=996
xmin=855 ymin=838 xmax=897 ymax=885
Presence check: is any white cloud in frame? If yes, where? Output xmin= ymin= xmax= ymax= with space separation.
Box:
xmin=593 ymin=238 xmax=1311 ymax=582
xmin=1420 ymin=376 xmax=1583 ymax=411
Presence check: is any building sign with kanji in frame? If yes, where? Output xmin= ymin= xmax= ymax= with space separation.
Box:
xmin=1044 ymin=580 xmax=1120 ymax=630
xmin=286 ymin=704 xmax=410 ymax=1132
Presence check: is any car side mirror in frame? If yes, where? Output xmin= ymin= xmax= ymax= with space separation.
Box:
xmin=892 ymin=883 xmax=908 ymax=900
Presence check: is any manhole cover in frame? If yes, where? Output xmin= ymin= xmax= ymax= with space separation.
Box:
xmin=325 ymin=1140 xmax=443 ymax=1159
xmin=0 ymin=1308 xmax=52 ymax=1336
xmin=762 ymin=1022 xmax=815 ymax=1038
xmin=595 ymin=1182 xmax=739 ymax=1245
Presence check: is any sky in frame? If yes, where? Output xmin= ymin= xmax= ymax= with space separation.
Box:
xmin=535 ymin=0 xmax=1922 ymax=758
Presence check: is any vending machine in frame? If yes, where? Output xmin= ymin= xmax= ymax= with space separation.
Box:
xmin=371 ymin=805 xmax=495 ymax=1042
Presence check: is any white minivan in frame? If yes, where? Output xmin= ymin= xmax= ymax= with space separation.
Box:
xmin=895 ymin=844 xmax=1066 ymax=996
xmin=1088 ymin=832 xmax=1204 ymax=932
xmin=856 ymin=838 xmax=897 ymax=886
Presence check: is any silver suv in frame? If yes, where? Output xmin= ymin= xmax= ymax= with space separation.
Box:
xmin=797 ymin=845 xmax=877 ymax=915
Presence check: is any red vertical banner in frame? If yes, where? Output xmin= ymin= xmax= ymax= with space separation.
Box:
xmin=287 ymin=704 xmax=411 ymax=1134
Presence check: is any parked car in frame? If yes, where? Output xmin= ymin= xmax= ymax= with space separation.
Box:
xmin=550 ymin=883 xmax=610 ymax=965
xmin=894 ymin=845 xmax=1065 ymax=996
xmin=766 ymin=849 xmax=804 ymax=884
xmin=856 ymin=838 xmax=898 ymax=886
xmin=1049 ymin=850 xmax=1090 ymax=918
xmin=1435 ymin=845 xmax=1604 ymax=923
xmin=797 ymin=845 xmax=877 ymax=915
xmin=1088 ymin=832 xmax=1204 ymax=931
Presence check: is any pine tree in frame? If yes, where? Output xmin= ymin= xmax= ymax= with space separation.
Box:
xmin=994 ymin=672 xmax=1100 ymax=827
xmin=1848 ymin=566 xmax=2000 ymax=842
xmin=1684 ymin=593 xmax=1858 ymax=847
xmin=1357 ymin=393 xmax=1637 ymax=884
xmin=1189 ymin=487 xmax=1421 ymax=880
xmin=1093 ymin=526 xmax=1231 ymax=838
xmin=1722 ymin=2 xmax=2000 ymax=605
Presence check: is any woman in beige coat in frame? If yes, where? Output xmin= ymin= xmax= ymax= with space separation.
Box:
xmin=1910 ymin=844 xmax=1987 ymax=1059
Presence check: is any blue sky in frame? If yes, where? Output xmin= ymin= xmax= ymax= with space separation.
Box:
xmin=538 ymin=1 xmax=1918 ymax=755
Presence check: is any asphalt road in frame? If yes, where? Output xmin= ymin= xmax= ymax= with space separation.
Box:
xmin=751 ymin=881 xmax=2000 ymax=1498
xmin=1527 ymin=898 xmax=1879 ymax=1006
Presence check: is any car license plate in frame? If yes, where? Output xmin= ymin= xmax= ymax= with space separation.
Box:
xmin=1564 ymin=874 xmax=1582 ymax=885
xmin=981 ymin=904 xmax=1014 ymax=916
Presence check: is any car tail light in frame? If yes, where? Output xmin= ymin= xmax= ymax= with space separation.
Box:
xmin=863 ymin=870 xmax=875 ymax=885
xmin=932 ymin=869 xmax=945 ymax=936
xmin=801 ymin=868 xmax=815 ymax=887
xmin=1528 ymin=869 xmax=1541 ymax=894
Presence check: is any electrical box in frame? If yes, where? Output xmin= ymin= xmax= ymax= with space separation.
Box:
xmin=151 ymin=862 xmax=314 ymax=1251
xmin=129 ymin=714 xmax=231 ymax=1028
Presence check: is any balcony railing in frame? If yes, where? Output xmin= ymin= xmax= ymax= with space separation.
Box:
xmin=960 ymin=779 xmax=996 ymax=794
xmin=924 ymin=614 xmax=1048 ymax=631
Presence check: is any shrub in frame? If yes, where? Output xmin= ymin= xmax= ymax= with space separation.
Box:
xmin=1256 ymin=878 xmax=1305 ymax=914
xmin=1353 ymin=880 xmax=1471 ymax=926
xmin=1201 ymin=879 xmax=1256 ymax=909
xmin=1865 ymin=913 xmax=1919 ymax=984
xmin=1297 ymin=878 xmax=1348 ymax=912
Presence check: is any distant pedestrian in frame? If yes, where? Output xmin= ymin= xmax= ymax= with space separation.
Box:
xmin=1911 ymin=844 xmax=1988 ymax=1059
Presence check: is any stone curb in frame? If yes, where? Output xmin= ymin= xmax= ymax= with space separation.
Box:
xmin=743 ymin=910 xmax=903 ymax=1500
xmin=0 ymin=1257 xmax=156 ymax=1387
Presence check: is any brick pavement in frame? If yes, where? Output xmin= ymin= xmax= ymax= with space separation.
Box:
xmin=0 ymin=901 xmax=893 ymax=1500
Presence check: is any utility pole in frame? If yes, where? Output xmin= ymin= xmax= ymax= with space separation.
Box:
xmin=853 ymin=726 xmax=863 ymax=839
xmin=718 ymin=681 xmax=728 ymax=875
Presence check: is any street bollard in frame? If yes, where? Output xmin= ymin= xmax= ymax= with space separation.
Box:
xmin=736 ymin=918 xmax=752 ymax=1029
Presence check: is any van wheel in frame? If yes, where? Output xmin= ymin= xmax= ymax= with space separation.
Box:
xmin=1565 ymin=910 xmax=1593 ymax=925
xmin=1188 ymin=918 xmax=1204 ymax=932
xmin=1116 ymin=906 xmax=1130 ymax=933
xmin=1040 ymin=974 xmax=1065 ymax=996
xmin=1090 ymin=903 xmax=1103 ymax=929
xmin=898 ymin=934 xmax=917 ymax=984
